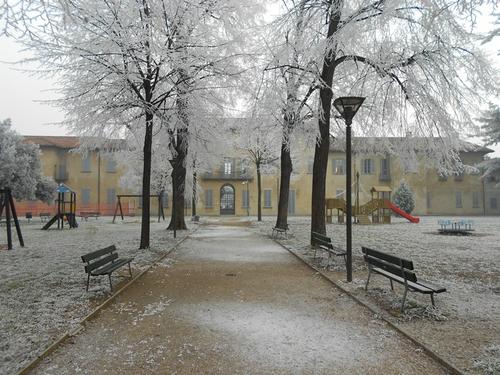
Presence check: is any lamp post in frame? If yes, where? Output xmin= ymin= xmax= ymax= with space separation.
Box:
xmin=333 ymin=96 xmax=365 ymax=282
xmin=242 ymin=180 xmax=249 ymax=216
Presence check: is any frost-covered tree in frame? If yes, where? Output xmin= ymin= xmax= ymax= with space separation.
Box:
xmin=479 ymin=104 xmax=500 ymax=146
xmin=2 ymin=0 xmax=258 ymax=248
xmin=273 ymin=0 xmax=498 ymax=237
xmin=235 ymin=117 xmax=280 ymax=221
xmin=0 ymin=119 xmax=56 ymax=203
xmin=393 ymin=181 xmax=415 ymax=214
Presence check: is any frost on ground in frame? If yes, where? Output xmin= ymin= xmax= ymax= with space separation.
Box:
xmin=0 ymin=217 xmax=191 ymax=375
xmin=251 ymin=215 xmax=500 ymax=374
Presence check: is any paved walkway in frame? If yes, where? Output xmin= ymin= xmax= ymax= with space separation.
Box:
xmin=33 ymin=224 xmax=446 ymax=374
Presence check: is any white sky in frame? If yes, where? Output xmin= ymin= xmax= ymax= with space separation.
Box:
xmin=0 ymin=6 xmax=499 ymax=156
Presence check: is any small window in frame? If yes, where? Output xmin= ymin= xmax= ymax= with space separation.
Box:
xmin=288 ymin=190 xmax=296 ymax=214
xmin=242 ymin=190 xmax=249 ymax=208
xmin=332 ymin=159 xmax=345 ymax=175
xmin=491 ymin=197 xmax=498 ymax=209
xmin=362 ymin=159 xmax=374 ymax=174
xmin=380 ymin=158 xmax=390 ymax=181
xmin=82 ymin=156 xmax=91 ymax=172
xmin=106 ymin=158 xmax=117 ymax=173
xmin=81 ymin=188 xmax=91 ymax=205
xmin=223 ymin=158 xmax=232 ymax=175
xmin=205 ymin=189 xmax=213 ymax=208
xmin=264 ymin=189 xmax=272 ymax=208
xmin=472 ymin=192 xmax=480 ymax=209
xmin=162 ymin=192 xmax=169 ymax=208
xmin=336 ymin=189 xmax=344 ymax=198
xmin=426 ymin=192 xmax=431 ymax=209
xmin=454 ymin=173 xmax=464 ymax=182
xmin=106 ymin=188 xmax=115 ymax=205
xmin=455 ymin=191 xmax=462 ymax=208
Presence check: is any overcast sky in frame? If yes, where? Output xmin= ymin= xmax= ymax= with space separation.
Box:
xmin=0 ymin=8 xmax=499 ymax=156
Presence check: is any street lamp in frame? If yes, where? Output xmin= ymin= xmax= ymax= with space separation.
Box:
xmin=242 ymin=180 xmax=249 ymax=216
xmin=333 ymin=96 xmax=365 ymax=282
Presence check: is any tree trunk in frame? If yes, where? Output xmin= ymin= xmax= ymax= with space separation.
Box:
xmin=140 ymin=112 xmax=153 ymax=249
xmin=275 ymin=141 xmax=292 ymax=229
xmin=311 ymin=1 xmax=341 ymax=240
xmin=257 ymin=161 xmax=262 ymax=221
xmin=192 ymin=171 xmax=197 ymax=217
xmin=168 ymin=131 xmax=188 ymax=231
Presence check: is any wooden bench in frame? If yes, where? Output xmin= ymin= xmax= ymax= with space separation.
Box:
xmin=272 ymin=225 xmax=289 ymax=239
xmin=81 ymin=245 xmax=133 ymax=291
xmin=79 ymin=211 xmax=101 ymax=221
xmin=39 ymin=212 xmax=51 ymax=222
xmin=311 ymin=231 xmax=346 ymax=267
xmin=362 ymin=246 xmax=446 ymax=312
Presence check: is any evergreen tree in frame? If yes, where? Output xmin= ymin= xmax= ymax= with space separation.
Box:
xmin=479 ymin=104 xmax=500 ymax=146
xmin=393 ymin=181 xmax=415 ymax=214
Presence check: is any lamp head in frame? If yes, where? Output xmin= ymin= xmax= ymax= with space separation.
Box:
xmin=333 ymin=96 xmax=365 ymax=123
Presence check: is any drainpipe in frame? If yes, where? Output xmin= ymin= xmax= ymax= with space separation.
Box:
xmin=482 ymin=177 xmax=486 ymax=216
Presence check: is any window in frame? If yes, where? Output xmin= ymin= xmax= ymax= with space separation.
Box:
xmin=82 ymin=155 xmax=91 ymax=172
xmin=380 ymin=158 xmax=390 ymax=181
xmin=205 ymin=189 xmax=213 ymax=208
xmin=242 ymin=190 xmax=249 ymax=208
xmin=264 ymin=189 xmax=272 ymax=208
xmin=472 ymin=192 xmax=480 ymax=208
xmin=491 ymin=197 xmax=498 ymax=209
xmin=223 ymin=158 xmax=233 ymax=175
xmin=106 ymin=188 xmax=115 ymax=205
xmin=288 ymin=190 xmax=296 ymax=214
xmin=162 ymin=192 xmax=169 ymax=208
xmin=81 ymin=188 xmax=91 ymax=205
xmin=455 ymin=191 xmax=462 ymax=208
xmin=362 ymin=159 xmax=374 ymax=174
xmin=307 ymin=161 xmax=314 ymax=174
xmin=106 ymin=158 xmax=117 ymax=173
xmin=336 ymin=189 xmax=344 ymax=198
xmin=332 ymin=159 xmax=345 ymax=175
xmin=454 ymin=172 xmax=464 ymax=182
xmin=426 ymin=192 xmax=431 ymax=209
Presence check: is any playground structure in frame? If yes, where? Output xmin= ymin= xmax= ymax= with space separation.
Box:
xmin=0 ymin=188 xmax=24 ymax=249
xmin=42 ymin=184 xmax=78 ymax=230
xmin=326 ymin=185 xmax=420 ymax=225
xmin=112 ymin=192 xmax=166 ymax=223
xmin=438 ymin=219 xmax=474 ymax=235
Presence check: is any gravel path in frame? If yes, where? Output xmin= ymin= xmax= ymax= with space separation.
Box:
xmin=33 ymin=223 xmax=447 ymax=374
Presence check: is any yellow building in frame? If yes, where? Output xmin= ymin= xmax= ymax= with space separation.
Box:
xmin=22 ymin=135 xmax=500 ymax=217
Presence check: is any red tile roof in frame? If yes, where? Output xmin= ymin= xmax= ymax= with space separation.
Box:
xmin=23 ymin=135 xmax=80 ymax=149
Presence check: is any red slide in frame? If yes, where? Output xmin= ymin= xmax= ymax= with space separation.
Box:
xmin=387 ymin=201 xmax=420 ymax=223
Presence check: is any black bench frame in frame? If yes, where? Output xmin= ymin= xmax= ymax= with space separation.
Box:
xmin=79 ymin=211 xmax=101 ymax=221
xmin=311 ymin=231 xmax=346 ymax=268
xmin=362 ymin=246 xmax=446 ymax=312
xmin=81 ymin=245 xmax=133 ymax=291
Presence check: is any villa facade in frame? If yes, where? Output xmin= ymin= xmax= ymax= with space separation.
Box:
xmin=18 ymin=134 xmax=500 ymax=217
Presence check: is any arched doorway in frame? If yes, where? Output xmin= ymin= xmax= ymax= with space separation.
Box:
xmin=220 ymin=184 xmax=235 ymax=215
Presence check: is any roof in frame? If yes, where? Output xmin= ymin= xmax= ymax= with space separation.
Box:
xmin=329 ymin=137 xmax=493 ymax=155
xmin=23 ymin=135 xmax=126 ymax=151
xmin=370 ymin=186 xmax=392 ymax=193
xmin=23 ymin=135 xmax=80 ymax=149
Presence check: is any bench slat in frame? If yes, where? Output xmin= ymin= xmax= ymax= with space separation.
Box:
xmin=92 ymin=258 xmax=132 ymax=276
xmin=85 ymin=253 xmax=118 ymax=274
xmin=372 ymin=267 xmax=446 ymax=294
xmin=364 ymin=255 xmax=417 ymax=283
xmin=362 ymin=246 xmax=413 ymax=270
xmin=81 ymin=245 xmax=117 ymax=263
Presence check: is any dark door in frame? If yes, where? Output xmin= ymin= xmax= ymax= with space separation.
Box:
xmin=220 ymin=185 xmax=235 ymax=215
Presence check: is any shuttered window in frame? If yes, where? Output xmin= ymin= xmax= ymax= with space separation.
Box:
xmin=472 ymin=192 xmax=480 ymax=208
xmin=264 ymin=189 xmax=272 ymax=208
xmin=288 ymin=190 xmax=296 ymax=214
xmin=205 ymin=189 xmax=213 ymax=208
xmin=81 ymin=188 xmax=91 ymax=205
xmin=242 ymin=190 xmax=249 ymax=208
xmin=82 ymin=156 xmax=91 ymax=172
xmin=106 ymin=189 xmax=115 ymax=205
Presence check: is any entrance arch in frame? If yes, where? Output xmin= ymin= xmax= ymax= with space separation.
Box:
xmin=220 ymin=184 xmax=235 ymax=215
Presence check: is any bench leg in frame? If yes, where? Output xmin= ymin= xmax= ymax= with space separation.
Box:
xmin=401 ymin=286 xmax=408 ymax=313
xmin=108 ymin=274 xmax=113 ymax=292
xmin=430 ymin=293 xmax=435 ymax=307
xmin=128 ymin=262 xmax=132 ymax=278
xmin=365 ymin=266 xmax=372 ymax=291
xmin=86 ymin=274 xmax=91 ymax=292
xmin=390 ymin=279 xmax=394 ymax=291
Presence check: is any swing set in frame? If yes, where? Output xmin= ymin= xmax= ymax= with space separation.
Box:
xmin=112 ymin=192 xmax=166 ymax=223
xmin=0 ymin=188 xmax=24 ymax=250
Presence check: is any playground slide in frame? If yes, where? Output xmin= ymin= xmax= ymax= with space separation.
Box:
xmin=387 ymin=202 xmax=420 ymax=223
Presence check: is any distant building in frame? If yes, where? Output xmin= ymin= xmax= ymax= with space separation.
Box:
xmin=18 ymin=134 xmax=500 ymax=217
